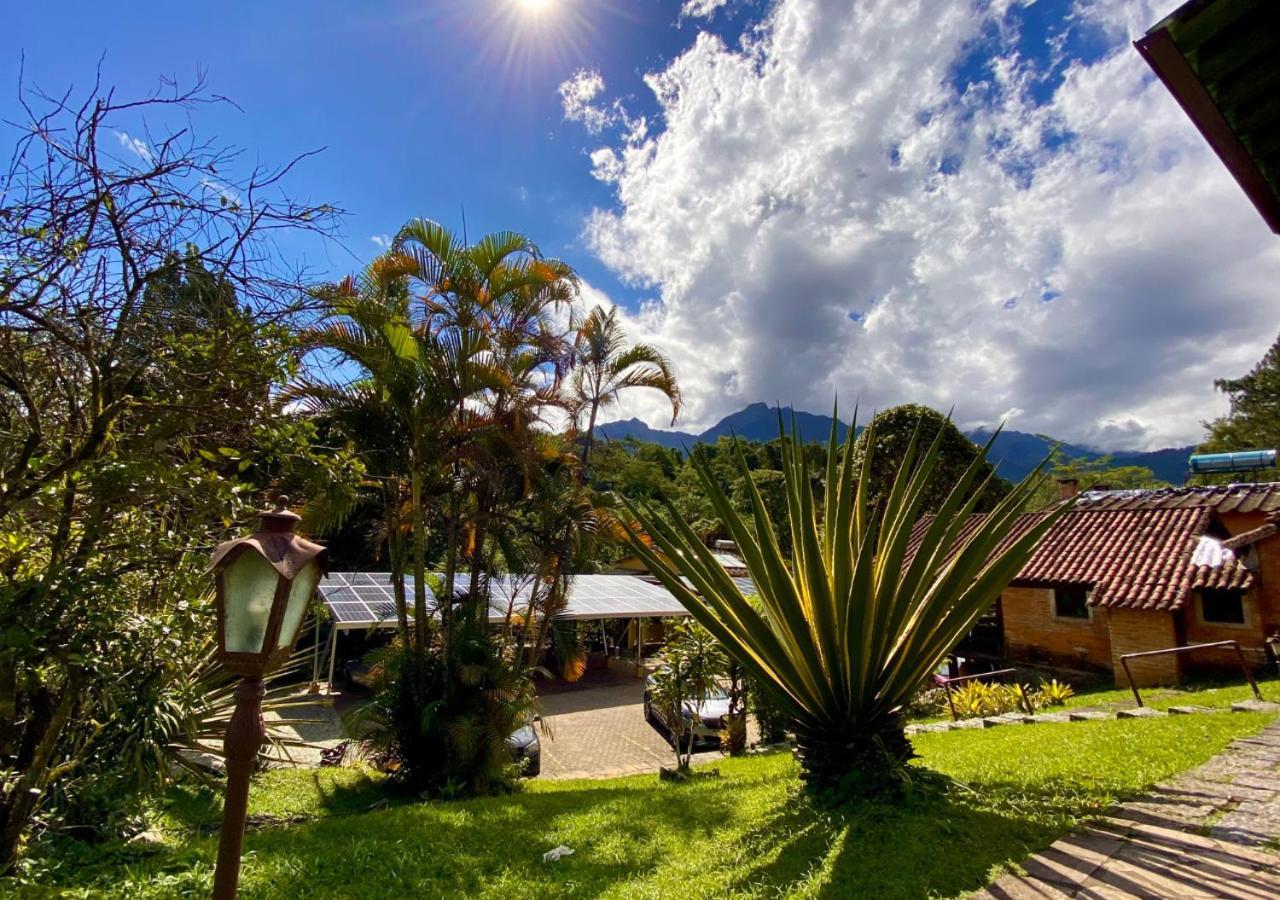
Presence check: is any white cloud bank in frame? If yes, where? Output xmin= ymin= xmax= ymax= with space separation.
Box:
xmin=560 ymin=0 xmax=1280 ymax=450
xmin=680 ymin=0 xmax=733 ymax=21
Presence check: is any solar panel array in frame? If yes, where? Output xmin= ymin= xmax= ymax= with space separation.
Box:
xmin=670 ymin=575 xmax=759 ymax=598
xmin=317 ymin=572 xmax=693 ymax=627
xmin=318 ymin=573 xmax=433 ymax=628
xmin=559 ymin=576 xmax=689 ymax=620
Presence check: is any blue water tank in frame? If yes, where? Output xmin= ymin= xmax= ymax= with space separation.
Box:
xmin=1187 ymin=449 xmax=1278 ymax=474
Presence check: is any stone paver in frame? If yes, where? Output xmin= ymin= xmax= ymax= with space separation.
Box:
xmin=538 ymin=679 xmax=727 ymax=779
xmin=265 ymin=689 xmax=347 ymax=766
xmin=975 ymin=720 xmax=1280 ymax=899
xmin=1068 ymin=710 xmax=1111 ymax=722
xmin=267 ymin=676 xmax=742 ymax=777
xmin=1114 ymin=706 xmax=1165 ymax=719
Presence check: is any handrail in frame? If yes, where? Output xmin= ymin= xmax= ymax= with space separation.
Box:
xmin=932 ymin=667 xmax=1035 ymax=720
xmin=1118 ymin=640 xmax=1262 ymax=707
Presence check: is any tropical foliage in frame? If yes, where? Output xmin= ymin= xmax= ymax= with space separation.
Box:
xmin=0 ymin=81 xmax=351 ymax=869
xmin=1024 ymin=452 xmax=1169 ymax=510
xmin=943 ymin=678 xmax=1074 ymax=720
xmin=1198 ymin=330 xmax=1280 ymax=482
xmin=293 ymin=219 xmax=675 ymax=794
xmin=622 ymin=412 xmax=1064 ymax=798
xmin=568 ymin=305 xmax=680 ymax=471
xmin=647 ymin=620 xmax=727 ymax=773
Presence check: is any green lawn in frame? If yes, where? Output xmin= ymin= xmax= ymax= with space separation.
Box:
xmin=1057 ymin=674 xmax=1280 ymax=712
xmin=16 ymin=710 xmax=1275 ymax=899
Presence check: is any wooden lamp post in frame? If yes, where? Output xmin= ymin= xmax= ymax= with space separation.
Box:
xmin=207 ymin=497 xmax=327 ymax=900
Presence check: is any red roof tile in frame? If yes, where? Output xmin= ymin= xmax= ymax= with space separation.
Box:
xmin=907 ymin=504 xmax=1255 ymax=613
xmin=1073 ymin=482 xmax=1280 ymax=515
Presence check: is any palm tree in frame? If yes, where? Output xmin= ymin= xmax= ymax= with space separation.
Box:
xmin=393 ymin=219 xmax=578 ymax=614
xmin=569 ymin=305 xmax=680 ymax=471
xmin=287 ymin=252 xmax=443 ymax=645
xmin=620 ymin=411 xmax=1065 ymax=798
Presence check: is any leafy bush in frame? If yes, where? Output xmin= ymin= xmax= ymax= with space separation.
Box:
xmin=345 ymin=623 xmax=538 ymax=797
xmin=945 ymin=679 xmax=1074 ymax=720
xmin=947 ymin=682 xmax=1033 ymax=719
xmin=1033 ymin=679 xmax=1075 ymax=708
xmin=905 ymin=687 xmax=947 ymax=719
xmin=648 ymin=621 xmax=727 ymax=773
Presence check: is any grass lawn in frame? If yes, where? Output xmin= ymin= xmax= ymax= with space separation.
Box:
xmin=1057 ymin=674 xmax=1280 ymax=713
xmin=15 ymin=709 xmax=1276 ymax=899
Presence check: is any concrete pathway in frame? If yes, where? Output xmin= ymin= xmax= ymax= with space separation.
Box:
xmin=538 ymin=678 xmax=727 ymax=779
xmin=975 ymin=720 xmax=1280 ymax=899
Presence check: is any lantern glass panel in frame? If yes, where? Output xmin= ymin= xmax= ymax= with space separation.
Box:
xmin=276 ymin=561 xmax=320 ymax=649
xmin=223 ymin=552 xmax=279 ymax=654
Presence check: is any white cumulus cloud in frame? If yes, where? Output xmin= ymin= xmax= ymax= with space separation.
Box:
xmin=114 ymin=130 xmax=153 ymax=163
xmin=680 ymin=0 xmax=732 ymax=21
xmin=566 ymin=0 xmax=1280 ymax=450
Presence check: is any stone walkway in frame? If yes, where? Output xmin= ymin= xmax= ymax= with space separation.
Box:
xmin=905 ymin=699 xmax=1280 ymax=737
xmin=975 ymin=719 xmax=1280 ymax=899
xmin=538 ymin=679 xmax=729 ymax=779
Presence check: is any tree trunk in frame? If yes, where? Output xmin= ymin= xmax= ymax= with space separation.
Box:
xmin=387 ymin=487 xmax=410 ymax=646
xmin=0 ymin=672 xmax=80 ymax=873
xmin=580 ymin=398 xmax=600 ymax=473
xmin=790 ymin=714 xmax=914 ymax=801
xmin=409 ymin=458 xmax=429 ymax=670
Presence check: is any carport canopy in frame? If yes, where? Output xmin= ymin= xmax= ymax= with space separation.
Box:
xmin=313 ymin=573 xmax=700 ymax=688
xmin=317 ymin=572 xmax=696 ymax=629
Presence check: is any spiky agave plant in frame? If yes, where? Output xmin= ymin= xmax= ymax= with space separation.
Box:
xmin=620 ymin=410 xmax=1066 ymax=798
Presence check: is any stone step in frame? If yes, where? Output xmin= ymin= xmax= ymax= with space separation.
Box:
xmin=1231 ymin=699 xmax=1280 ymax=714
xmin=1168 ymin=705 xmax=1227 ymax=716
xmin=947 ymin=718 xmax=985 ymax=730
xmin=1068 ymin=710 xmax=1110 ymax=722
xmin=1032 ymin=712 xmax=1072 ymax=724
xmin=1116 ymin=707 xmax=1166 ymax=719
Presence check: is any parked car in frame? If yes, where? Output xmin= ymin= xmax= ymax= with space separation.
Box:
xmin=643 ymin=675 xmax=732 ymax=748
xmin=507 ymin=717 xmax=542 ymax=777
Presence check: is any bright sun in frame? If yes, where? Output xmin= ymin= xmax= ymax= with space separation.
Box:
xmin=516 ymin=0 xmax=555 ymax=12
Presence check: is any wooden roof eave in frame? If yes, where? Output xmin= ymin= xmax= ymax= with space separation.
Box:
xmin=1135 ymin=26 xmax=1280 ymax=235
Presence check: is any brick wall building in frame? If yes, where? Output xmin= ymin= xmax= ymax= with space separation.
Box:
xmin=913 ymin=483 xmax=1280 ymax=687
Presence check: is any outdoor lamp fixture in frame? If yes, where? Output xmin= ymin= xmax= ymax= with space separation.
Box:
xmin=207 ymin=497 xmax=327 ymax=900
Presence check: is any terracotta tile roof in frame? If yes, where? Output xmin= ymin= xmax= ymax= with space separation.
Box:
xmin=1073 ymin=482 xmax=1280 ymax=515
xmin=906 ymin=505 xmax=1255 ymax=613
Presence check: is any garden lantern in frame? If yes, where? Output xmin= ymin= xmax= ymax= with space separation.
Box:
xmin=207 ymin=497 xmax=326 ymax=900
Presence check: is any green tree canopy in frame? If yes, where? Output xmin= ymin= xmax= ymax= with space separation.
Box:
xmin=1025 ymin=454 xmax=1169 ymax=510
xmin=850 ymin=405 xmax=1010 ymax=514
xmin=1198 ymin=332 xmax=1280 ymax=481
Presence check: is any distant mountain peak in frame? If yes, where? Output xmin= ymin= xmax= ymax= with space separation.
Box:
xmin=594 ymin=404 xmax=1194 ymax=484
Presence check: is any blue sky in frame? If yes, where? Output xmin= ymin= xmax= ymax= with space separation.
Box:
xmin=9 ymin=1 xmax=1280 ymax=450
xmin=8 ymin=0 xmax=740 ymax=303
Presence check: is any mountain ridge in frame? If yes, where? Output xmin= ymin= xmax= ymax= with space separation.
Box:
xmin=594 ymin=404 xmax=1195 ymax=484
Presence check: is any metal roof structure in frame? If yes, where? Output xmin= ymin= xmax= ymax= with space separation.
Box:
xmin=1073 ymin=483 xmax=1280 ymax=515
xmin=1136 ymin=1 xmax=1280 ymax=234
xmin=317 ymin=572 xmax=692 ymax=629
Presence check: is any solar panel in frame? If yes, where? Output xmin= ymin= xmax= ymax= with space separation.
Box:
xmin=319 ymin=572 xmax=695 ymax=629
xmin=317 ymin=573 xmax=435 ymax=628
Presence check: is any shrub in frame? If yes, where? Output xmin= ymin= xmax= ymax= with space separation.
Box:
xmin=905 ymin=687 xmax=947 ymax=719
xmin=1033 ymin=679 xmax=1075 ymax=708
xmin=947 ymin=682 xmax=1034 ymax=719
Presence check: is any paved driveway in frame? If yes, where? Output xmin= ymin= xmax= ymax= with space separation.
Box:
xmin=537 ymin=677 xmax=725 ymax=779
